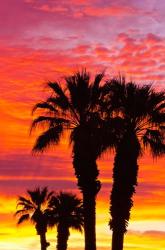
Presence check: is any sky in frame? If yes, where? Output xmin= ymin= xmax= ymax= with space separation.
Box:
xmin=0 ymin=0 xmax=165 ymax=249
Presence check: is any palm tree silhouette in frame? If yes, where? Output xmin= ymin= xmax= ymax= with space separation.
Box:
xmin=31 ymin=69 xmax=105 ymax=250
xmin=47 ymin=192 xmax=83 ymax=250
xmin=15 ymin=187 xmax=54 ymax=250
xmin=106 ymin=78 xmax=165 ymax=250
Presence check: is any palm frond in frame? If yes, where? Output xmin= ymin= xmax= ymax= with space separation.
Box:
xmin=154 ymin=101 xmax=165 ymax=113
xmin=16 ymin=196 xmax=33 ymax=207
xmin=17 ymin=214 xmax=30 ymax=225
xmin=31 ymin=116 xmax=68 ymax=132
xmin=15 ymin=209 xmax=27 ymax=216
xmin=27 ymin=189 xmax=40 ymax=206
xmin=47 ymin=96 xmax=69 ymax=111
xmin=32 ymin=125 xmax=63 ymax=153
xmin=143 ymin=129 xmax=165 ymax=156
xmin=48 ymin=82 xmax=64 ymax=96
xmin=40 ymin=187 xmax=49 ymax=204
xmin=16 ymin=203 xmax=34 ymax=211
xmin=151 ymin=111 xmax=165 ymax=124
xmin=148 ymin=90 xmax=165 ymax=111
xmin=46 ymin=191 xmax=54 ymax=201
xmin=31 ymin=116 xmax=53 ymax=133
xmin=70 ymin=222 xmax=83 ymax=233
xmin=47 ymin=82 xmax=70 ymax=110
xmin=66 ymin=70 xmax=91 ymax=115
xmin=32 ymin=102 xmax=57 ymax=115
xmin=89 ymin=72 xmax=104 ymax=109
xmin=93 ymin=72 xmax=105 ymax=89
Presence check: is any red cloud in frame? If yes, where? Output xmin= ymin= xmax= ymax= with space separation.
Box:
xmin=94 ymin=46 xmax=110 ymax=55
xmin=83 ymin=6 xmax=140 ymax=17
xmin=72 ymin=44 xmax=91 ymax=54
xmin=145 ymin=33 xmax=162 ymax=45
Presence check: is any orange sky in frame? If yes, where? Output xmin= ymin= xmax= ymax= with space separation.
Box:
xmin=0 ymin=0 xmax=165 ymax=249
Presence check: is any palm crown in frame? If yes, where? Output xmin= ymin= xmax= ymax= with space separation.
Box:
xmin=31 ymin=70 xmax=104 ymax=157
xmin=106 ymin=77 xmax=165 ymax=156
xmin=48 ymin=192 xmax=83 ymax=231
xmin=15 ymin=187 xmax=54 ymax=234
xmin=47 ymin=192 xmax=83 ymax=250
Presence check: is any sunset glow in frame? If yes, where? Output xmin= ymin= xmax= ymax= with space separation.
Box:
xmin=0 ymin=0 xmax=165 ymax=250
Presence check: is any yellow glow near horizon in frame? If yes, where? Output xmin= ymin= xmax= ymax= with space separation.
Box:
xmin=0 ymin=193 xmax=164 ymax=250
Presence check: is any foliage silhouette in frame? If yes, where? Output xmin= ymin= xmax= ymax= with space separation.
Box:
xmin=47 ymin=192 xmax=83 ymax=250
xmin=105 ymin=77 xmax=165 ymax=250
xmin=15 ymin=187 xmax=54 ymax=250
xmin=31 ymin=69 xmax=106 ymax=250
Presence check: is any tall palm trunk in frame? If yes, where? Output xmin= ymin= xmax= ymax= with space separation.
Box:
xmin=83 ymin=191 xmax=97 ymax=250
xmin=40 ymin=232 xmax=49 ymax=250
xmin=110 ymin=132 xmax=140 ymax=250
xmin=112 ymin=230 xmax=124 ymax=250
xmin=73 ymin=156 xmax=100 ymax=250
xmin=72 ymin=128 xmax=101 ymax=250
xmin=57 ymin=224 xmax=70 ymax=250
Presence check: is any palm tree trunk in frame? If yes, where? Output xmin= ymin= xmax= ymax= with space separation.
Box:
xmin=111 ymin=230 xmax=124 ymax=250
xmin=83 ymin=192 xmax=97 ymax=250
xmin=40 ymin=233 xmax=49 ymax=250
xmin=72 ymin=130 xmax=101 ymax=250
xmin=110 ymin=132 xmax=140 ymax=250
xmin=73 ymin=155 xmax=100 ymax=250
xmin=56 ymin=224 xmax=70 ymax=250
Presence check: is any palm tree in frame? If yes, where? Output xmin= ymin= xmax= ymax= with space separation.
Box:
xmin=47 ymin=192 xmax=83 ymax=250
xmin=105 ymin=78 xmax=165 ymax=250
xmin=31 ymin=69 xmax=105 ymax=250
xmin=15 ymin=187 xmax=54 ymax=250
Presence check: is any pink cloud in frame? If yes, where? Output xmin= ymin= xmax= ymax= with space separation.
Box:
xmin=145 ymin=33 xmax=162 ymax=45
xmin=71 ymin=44 xmax=91 ymax=54
xmin=143 ymin=231 xmax=165 ymax=238
xmin=38 ymin=4 xmax=68 ymax=13
xmin=23 ymin=0 xmax=153 ymax=21
xmin=94 ymin=46 xmax=110 ymax=55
